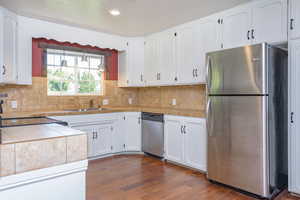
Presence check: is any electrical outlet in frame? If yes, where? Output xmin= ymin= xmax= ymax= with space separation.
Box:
xmin=128 ymin=98 xmax=133 ymax=105
xmin=172 ymin=98 xmax=177 ymax=106
xmin=11 ymin=100 xmax=18 ymax=109
xmin=102 ymin=99 xmax=109 ymax=105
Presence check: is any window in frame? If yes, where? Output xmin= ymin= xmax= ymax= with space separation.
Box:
xmin=46 ymin=49 xmax=105 ymax=96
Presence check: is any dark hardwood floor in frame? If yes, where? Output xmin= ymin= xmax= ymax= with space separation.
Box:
xmin=87 ymin=155 xmax=299 ymax=200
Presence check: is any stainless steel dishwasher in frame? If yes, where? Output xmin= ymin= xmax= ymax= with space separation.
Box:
xmin=142 ymin=112 xmax=164 ymax=157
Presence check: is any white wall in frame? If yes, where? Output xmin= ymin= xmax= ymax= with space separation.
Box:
xmin=17 ymin=15 xmax=127 ymax=51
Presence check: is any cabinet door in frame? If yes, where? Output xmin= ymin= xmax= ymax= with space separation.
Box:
xmin=197 ymin=19 xmax=219 ymax=83
xmin=289 ymin=39 xmax=300 ymax=194
xmin=118 ymin=49 xmax=129 ymax=87
xmin=164 ymin=119 xmax=184 ymax=163
xmin=17 ymin=24 xmax=32 ymax=85
xmin=2 ymin=14 xmax=17 ymax=83
xmin=222 ymin=7 xmax=252 ymax=49
xmin=94 ymin=124 xmax=113 ymax=156
xmin=184 ymin=119 xmax=207 ymax=171
xmin=251 ymin=0 xmax=287 ymax=44
xmin=125 ymin=113 xmax=141 ymax=151
xmin=289 ymin=0 xmax=300 ymax=40
xmin=128 ymin=38 xmax=145 ymax=87
xmin=176 ymin=25 xmax=201 ymax=84
xmin=72 ymin=125 xmax=95 ymax=158
xmin=159 ymin=31 xmax=177 ymax=85
xmin=113 ymin=118 xmax=126 ymax=153
xmin=144 ymin=36 xmax=160 ymax=86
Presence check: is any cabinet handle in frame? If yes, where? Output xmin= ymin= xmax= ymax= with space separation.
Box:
xmin=138 ymin=117 xmax=141 ymax=124
xmin=158 ymin=73 xmax=161 ymax=80
xmin=247 ymin=30 xmax=250 ymax=40
xmin=184 ymin=125 xmax=187 ymax=134
xmin=2 ymin=65 xmax=6 ymax=75
xmin=174 ymin=77 xmax=178 ymax=82
xmin=290 ymin=19 xmax=295 ymax=30
xmin=291 ymin=112 xmax=294 ymax=123
xmin=251 ymin=29 xmax=255 ymax=39
xmin=195 ymin=69 xmax=198 ymax=77
xmin=140 ymin=74 xmax=143 ymax=82
xmin=192 ymin=69 xmax=195 ymax=77
xmin=180 ymin=125 xmax=184 ymax=134
xmin=92 ymin=132 xmax=95 ymax=139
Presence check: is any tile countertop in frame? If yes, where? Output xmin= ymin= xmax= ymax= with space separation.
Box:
xmin=0 ymin=106 xmax=206 ymax=119
xmin=0 ymin=124 xmax=85 ymax=145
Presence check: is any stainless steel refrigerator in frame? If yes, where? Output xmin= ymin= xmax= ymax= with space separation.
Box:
xmin=206 ymin=43 xmax=288 ymax=198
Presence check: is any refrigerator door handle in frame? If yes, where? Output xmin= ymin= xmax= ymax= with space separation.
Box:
xmin=206 ymin=98 xmax=212 ymax=137
xmin=206 ymin=56 xmax=212 ymax=89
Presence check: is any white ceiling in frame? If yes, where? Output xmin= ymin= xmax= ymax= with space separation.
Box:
xmin=0 ymin=0 xmax=251 ymax=37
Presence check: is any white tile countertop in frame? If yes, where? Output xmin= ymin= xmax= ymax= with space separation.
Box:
xmin=0 ymin=124 xmax=85 ymax=145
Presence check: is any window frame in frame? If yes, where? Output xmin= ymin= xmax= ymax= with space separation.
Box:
xmin=45 ymin=49 xmax=105 ymax=96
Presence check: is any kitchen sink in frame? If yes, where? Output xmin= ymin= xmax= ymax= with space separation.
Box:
xmin=64 ymin=108 xmax=109 ymax=112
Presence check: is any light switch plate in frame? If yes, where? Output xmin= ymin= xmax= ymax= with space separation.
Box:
xmin=11 ymin=100 xmax=18 ymax=109
xmin=172 ymin=98 xmax=176 ymax=106
xmin=102 ymin=99 xmax=109 ymax=105
xmin=128 ymin=98 xmax=133 ymax=105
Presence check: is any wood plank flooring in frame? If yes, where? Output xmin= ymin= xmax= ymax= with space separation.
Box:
xmin=87 ymin=155 xmax=299 ymax=200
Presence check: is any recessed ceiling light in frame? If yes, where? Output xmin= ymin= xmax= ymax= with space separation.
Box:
xmin=109 ymin=9 xmax=120 ymax=16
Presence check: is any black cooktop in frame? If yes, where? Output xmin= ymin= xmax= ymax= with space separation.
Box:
xmin=0 ymin=116 xmax=68 ymax=128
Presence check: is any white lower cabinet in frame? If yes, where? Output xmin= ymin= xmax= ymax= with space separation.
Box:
xmin=164 ymin=115 xmax=207 ymax=172
xmin=73 ymin=122 xmax=114 ymax=158
xmin=123 ymin=112 xmax=142 ymax=152
xmin=54 ymin=112 xmax=142 ymax=159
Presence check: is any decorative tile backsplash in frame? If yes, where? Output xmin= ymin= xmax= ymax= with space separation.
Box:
xmin=0 ymin=77 xmax=206 ymax=113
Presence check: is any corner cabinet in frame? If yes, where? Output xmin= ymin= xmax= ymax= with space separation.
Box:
xmin=164 ymin=115 xmax=207 ymax=172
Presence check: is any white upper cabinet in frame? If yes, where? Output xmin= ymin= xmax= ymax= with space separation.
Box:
xmin=119 ymin=0 xmax=287 ymax=87
xmin=1 ymin=8 xmax=18 ymax=84
xmin=118 ymin=49 xmax=128 ymax=87
xmin=144 ymin=35 xmax=160 ymax=86
xmin=0 ymin=7 xmax=32 ymax=85
xmin=289 ymin=0 xmax=300 ymax=40
xmin=221 ymin=6 xmax=252 ymax=49
xmin=17 ymin=22 xmax=32 ymax=85
xmin=118 ymin=38 xmax=145 ymax=87
xmin=251 ymin=0 xmax=287 ymax=44
xmin=127 ymin=38 xmax=145 ymax=87
xmin=159 ymin=31 xmax=177 ymax=85
xmin=198 ymin=18 xmax=220 ymax=82
xmin=176 ymin=24 xmax=202 ymax=84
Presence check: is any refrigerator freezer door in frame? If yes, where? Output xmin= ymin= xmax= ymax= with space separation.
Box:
xmin=206 ymin=44 xmax=267 ymax=95
xmin=207 ymin=96 xmax=269 ymax=197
